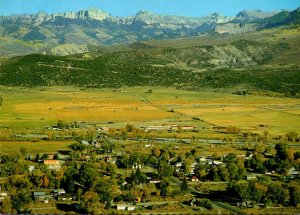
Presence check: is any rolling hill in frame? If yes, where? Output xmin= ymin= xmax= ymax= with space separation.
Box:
xmin=0 ymin=26 xmax=299 ymax=96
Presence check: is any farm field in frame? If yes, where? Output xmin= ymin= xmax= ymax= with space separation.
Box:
xmin=0 ymin=86 xmax=300 ymax=135
xmin=0 ymin=140 xmax=73 ymax=154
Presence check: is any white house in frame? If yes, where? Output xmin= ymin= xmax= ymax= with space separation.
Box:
xmin=246 ymin=173 xmax=262 ymax=180
xmin=191 ymin=176 xmax=199 ymax=182
xmin=199 ymin=157 xmax=206 ymax=162
xmin=0 ymin=192 xmax=8 ymax=201
xmin=132 ymin=163 xmax=143 ymax=169
xmin=213 ymin=160 xmax=224 ymax=166
xmin=54 ymin=189 xmax=66 ymax=195
xmin=80 ymin=140 xmax=89 ymax=145
xmin=144 ymin=144 xmax=153 ymax=148
xmin=127 ymin=205 xmax=136 ymax=211
xmin=149 ymin=178 xmax=161 ymax=184
xmin=116 ymin=204 xmax=127 ymax=210
xmin=28 ymin=165 xmax=35 ymax=173
xmin=288 ymin=167 xmax=299 ymax=175
xmin=175 ymin=162 xmax=183 ymax=167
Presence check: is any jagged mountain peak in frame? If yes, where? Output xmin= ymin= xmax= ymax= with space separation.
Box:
xmin=209 ymin=12 xmax=220 ymax=17
xmin=51 ymin=8 xmax=110 ymax=20
xmin=34 ymin=11 xmax=48 ymax=22
xmin=135 ymin=10 xmax=153 ymax=16
xmin=36 ymin=11 xmax=48 ymax=16
xmin=84 ymin=7 xmax=110 ymax=20
xmin=239 ymin=9 xmax=263 ymax=14
xmin=0 ymin=6 xmax=299 ymax=57
xmin=234 ymin=9 xmax=279 ymax=22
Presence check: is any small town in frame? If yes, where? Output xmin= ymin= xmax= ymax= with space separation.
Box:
xmin=0 ymin=121 xmax=299 ymax=214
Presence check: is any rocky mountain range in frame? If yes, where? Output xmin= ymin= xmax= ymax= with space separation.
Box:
xmin=0 ymin=7 xmax=299 ymax=56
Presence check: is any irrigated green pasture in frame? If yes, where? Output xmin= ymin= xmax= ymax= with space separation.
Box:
xmin=0 ymin=140 xmax=73 ymax=154
xmin=0 ymin=86 xmax=299 ymax=134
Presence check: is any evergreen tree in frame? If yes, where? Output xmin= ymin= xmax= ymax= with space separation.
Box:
xmin=181 ymin=176 xmax=188 ymax=193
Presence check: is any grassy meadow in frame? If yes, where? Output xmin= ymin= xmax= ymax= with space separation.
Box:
xmin=0 ymin=86 xmax=299 ymax=135
xmin=0 ymin=140 xmax=73 ymax=154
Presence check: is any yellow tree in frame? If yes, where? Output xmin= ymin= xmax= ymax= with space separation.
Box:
xmin=0 ymin=198 xmax=12 ymax=214
xmin=81 ymin=191 xmax=105 ymax=214
xmin=43 ymin=175 xmax=50 ymax=188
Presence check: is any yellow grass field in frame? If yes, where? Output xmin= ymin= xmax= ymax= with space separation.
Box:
xmin=0 ymin=86 xmax=177 ymax=129
xmin=145 ymin=90 xmax=300 ymax=134
xmin=0 ymin=86 xmax=300 ymax=135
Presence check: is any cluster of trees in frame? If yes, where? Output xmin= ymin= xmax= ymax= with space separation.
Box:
xmin=1 ymin=161 xmax=64 ymax=213
xmin=56 ymin=120 xmax=90 ymax=131
xmin=108 ymin=124 xmax=167 ymax=140
xmin=230 ymin=176 xmax=300 ymax=206
xmin=68 ymin=135 xmax=119 ymax=158
xmin=236 ymin=90 xmax=286 ymax=98
xmin=226 ymin=126 xmax=241 ymax=134
xmin=0 ymin=152 xmax=28 ymax=177
xmin=0 ymin=127 xmax=98 ymax=142
xmin=286 ymin=131 xmax=299 ymax=142
xmin=119 ymin=168 xmax=177 ymax=199
xmin=194 ymin=153 xmax=246 ymax=182
xmin=245 ymin=143 xmax=299 ymax=174
xmin=117 ymin=149 xmax=177 ymax=180
xmin=0 ymin=160 xmax=120 ymax=214
xmin=64 ymin=163 xmax=119 ymax=199
xmin=2 ymin=175 xmax=32 ymax=213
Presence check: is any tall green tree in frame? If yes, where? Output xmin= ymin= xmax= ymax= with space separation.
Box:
xmin=181 ymin=176 xmax=188 ymax=193
xmin=79 ymin=163 xmax=99 ymax=188
xmin=232 ymin=181 xmax=252 ymax=201
xmin=158 ymin=161 xmax=174 ymax=178
xmin=11 ymin=189 xmax=32 ymax=212
xmin=275 ymin=143 xmax=289 ymax=160
xmin=289 ymin=183 xmax=300 ymax=206
xmin=160 ymin=180 xmax=169 ymax=197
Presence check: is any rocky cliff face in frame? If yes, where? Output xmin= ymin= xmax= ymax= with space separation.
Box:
xmin=0 ymin=8 xmax=110 ymax=24
xmin=0 ymin=8 xmax=284 ymax=37
xmin=215 ymin=23 xmax=258 ymax=34
xmin=0 ymin=7 xmax=297 ymax=56
xmin=0 ymin=8 xmax=233 ymax=49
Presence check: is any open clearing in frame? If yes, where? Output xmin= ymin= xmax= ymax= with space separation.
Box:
xmin=0 ymin=86 xmax=299 ymax=134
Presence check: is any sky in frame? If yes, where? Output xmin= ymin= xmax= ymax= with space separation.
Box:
xmin=0 ymin=0 xmax=299 ymax=17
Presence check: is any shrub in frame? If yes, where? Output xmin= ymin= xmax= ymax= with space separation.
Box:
xmin=199 ymin=198 xmax=212 ymax=210
xmin=226 ymin=126 xmax=240 ymax=134
xmin=286 ymin=131 xmax=298 ymax=142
